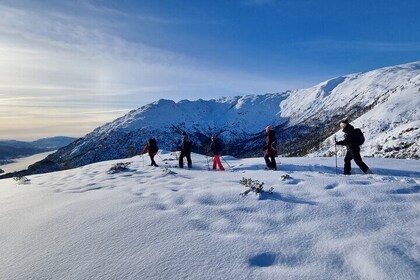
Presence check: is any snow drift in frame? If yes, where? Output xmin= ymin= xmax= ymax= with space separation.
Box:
xmin=0 ymin=153 xmax=419 ymax=279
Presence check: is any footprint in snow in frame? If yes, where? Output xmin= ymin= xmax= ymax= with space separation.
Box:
xmin=154 ymin=203 xmax=168 ymax=211
xmin=188 ymin=218 xmax=209 ymax=231
xmin=390 ymin=185 xmax=420 ymax=195
xmin=285 ymin=179 xmax=304 ymax=185
xmin=248 ymin=252 xmax=276 ymax=267
xmin=325 ymin=183 xmax=339 ymax=190
xmin=348 ymin=180 xmax=371 ymax=186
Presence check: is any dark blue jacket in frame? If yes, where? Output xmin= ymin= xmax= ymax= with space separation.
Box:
xmin=181 ymin=134 xmax=192 ymax=153
xmin=208 ymin=138 xmax=223 ymax=156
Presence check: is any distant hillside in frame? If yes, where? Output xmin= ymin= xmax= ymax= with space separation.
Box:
xmin=30 ymin=136 xmax=79 ymax=150
xmin=0 ymin=136 xmax=77 ymax=161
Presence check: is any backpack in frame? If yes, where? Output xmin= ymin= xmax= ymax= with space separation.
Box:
xmin=353 ymin=128 xmax=365 ymax=146
xmin=148 ymin=138 xmax=159 ymax=153
xmin=212 ymin=138 xmax=223 ymax=153
xmin=271 ymin=137 xmax=278 ymax=153
xmin=268 ymin=132 xmax=278 ymax=154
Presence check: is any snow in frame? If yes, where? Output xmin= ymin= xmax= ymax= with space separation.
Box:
xmin=1 ymin=152 xmax=419 ymax=279
xmin=312 ymin=71 xmax=420 ymax=159
xmin=110 ymin=94 xmax=287 ymax=136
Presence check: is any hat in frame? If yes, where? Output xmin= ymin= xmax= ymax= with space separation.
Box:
xmin=182 ymin=131 xmax=186 ymax=135
xmin=340 ymin=119 xmax=349 ymax=129
xmin=266 ymin=125 xmax=272 ymax=132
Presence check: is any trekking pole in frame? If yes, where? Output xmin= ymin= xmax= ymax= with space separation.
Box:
xmin=334 ymin=136 xmax=338 ymax=175
xmin=172 ymin=151 xmax=179 ymax=160
xmin=206 ymin=155 xmax=210 ymax=170
xmin=157 ymin=153 xmax=168 ymax=165
xmin=221 ymin=156 xmax=232 ymax=169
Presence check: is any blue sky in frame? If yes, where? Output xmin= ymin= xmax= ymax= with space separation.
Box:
xmin=0 ymin=0 xmax=419 ymax=140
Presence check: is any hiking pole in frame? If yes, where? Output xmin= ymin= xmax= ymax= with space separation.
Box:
xmin=221 ymin=156 xmax=232 ymax=169
xmin=171 ymin=151 xmax=179 ymax=160
xmin=334 ymin=136 xmax=338 ymax=175
xmin=206 ymin=155 xmax=210 ymax=170
xmin=157 ymin=153 xmax=168 ymax=165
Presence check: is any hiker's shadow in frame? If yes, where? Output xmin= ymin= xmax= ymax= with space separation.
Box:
xmin=281 ymin=164 xmax=337 ymax=175
xmin=281 ymin=164 xmax=420 ymax=178
xmin=261 ymin=191 xmax=318 ymax=205
xmin=371 ymin=168 xmax=420 ymax=178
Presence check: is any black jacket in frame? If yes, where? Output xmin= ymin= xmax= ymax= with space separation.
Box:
xmin=336 ymin=124 xmax=359 ymax=151
xmin=181 ymin=134 xmax=192 ymax=153
xmin=208 ymin=138 xmax=223 ymax=155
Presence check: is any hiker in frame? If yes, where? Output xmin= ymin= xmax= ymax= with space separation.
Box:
xmin=179 ymin=132 xmax=192 ymax=168
xmin=207 ymin=135 xmax=224 ymax=171
xmin=142 ymin=138 xmax=159 ymax=167
xmin=335 ymin=120 xmax=372 ymax=175
xmin=263 ymin=125 xmax=277 ymax=170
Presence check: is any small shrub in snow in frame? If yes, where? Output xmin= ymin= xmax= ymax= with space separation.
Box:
xmin=108 ymin=162 xmax=132 ymax=174
xmin=13 ymin=176 xmax=30 ymax=184
xmin=239 ymin=177 xmax=273 ymax=197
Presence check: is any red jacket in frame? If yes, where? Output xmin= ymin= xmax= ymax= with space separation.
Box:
xmin=142 ymin=143 xmax=157 ymax=156
xmin=264 ymin=130 xmax=277 ymax=156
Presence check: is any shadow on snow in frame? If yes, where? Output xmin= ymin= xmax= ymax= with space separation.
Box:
xmin=261 ymin=192 xmax=318 ymax=205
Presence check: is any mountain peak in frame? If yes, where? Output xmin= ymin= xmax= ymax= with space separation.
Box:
xmin=6 ymin=61 xmax=418 ymax=177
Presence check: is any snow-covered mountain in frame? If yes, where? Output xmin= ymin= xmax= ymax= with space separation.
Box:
xmin=7 ymin=61 xmax=419 ymax=176
xmin=309 ymin=64 xmax=420 ymax=159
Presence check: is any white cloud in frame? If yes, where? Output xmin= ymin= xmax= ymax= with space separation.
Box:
xmin=0 ymin=2 xmax=294 ymax=140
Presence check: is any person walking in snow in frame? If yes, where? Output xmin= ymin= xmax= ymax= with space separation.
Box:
xmin=207 ymin=135 xmax=224 ymax=171
xmin=335 ymin=120 xmax=372 ymax=175
xmin=179 ymin=132 xmax=192 ymax=168
xmin=263 ymin=125 xmax=277 ymax=170
xmin=142 ymin=138 xmax=159 ymax=167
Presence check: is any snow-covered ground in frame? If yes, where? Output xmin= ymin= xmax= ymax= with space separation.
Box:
xmin=0 ymin=152 xmax=419 ymax=279
xmin=0 ymin=151 xmax=55 ymax=174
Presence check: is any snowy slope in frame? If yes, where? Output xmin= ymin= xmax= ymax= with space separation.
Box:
xmin=0 ymin=153 xmax=419 ymax=279
xmin=9 ymin=61 xmax=419 ymax=177
xmin=311 ymin=68 xmax=420 ymax=159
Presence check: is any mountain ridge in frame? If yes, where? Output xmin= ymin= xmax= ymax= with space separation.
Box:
xmin=2 ymin=61 xmax=419 ymax=177
xmin=0 ymin=136 xmax=77 ymax=162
